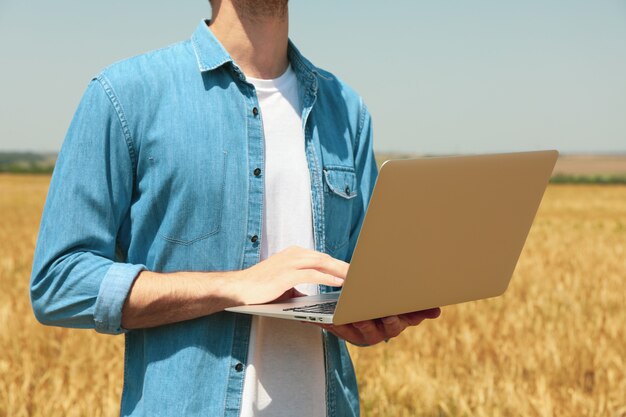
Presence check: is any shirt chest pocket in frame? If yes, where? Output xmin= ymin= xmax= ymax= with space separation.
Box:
xmin=323 ymin=166 xmax=358 ymax=256
xmin=146 ymin=150 xmax=228 ymax=246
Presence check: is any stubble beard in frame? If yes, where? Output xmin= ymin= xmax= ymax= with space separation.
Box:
xmin=231 ymin=0 xmax=289 ymax=21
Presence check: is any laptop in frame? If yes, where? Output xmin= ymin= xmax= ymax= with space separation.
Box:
xmin=226 ymin=150 xmax=558 ymax=325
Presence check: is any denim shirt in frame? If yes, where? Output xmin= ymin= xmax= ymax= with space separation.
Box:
xmin=30 ymin=20 xmax=377 ymax=417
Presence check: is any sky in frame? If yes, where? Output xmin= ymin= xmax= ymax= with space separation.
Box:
xmin=0 ymin=0 xmax=625 ymax=154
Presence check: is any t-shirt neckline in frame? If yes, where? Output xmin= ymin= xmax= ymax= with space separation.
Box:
xmin=246 ymin=64 xmax=296 ymax=92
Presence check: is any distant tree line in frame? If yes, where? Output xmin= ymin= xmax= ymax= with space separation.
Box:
xmin=549 ymin=174 xmax=626 ymax=185
xmin=1 ymin=152 xmax=625 ymax=183
xmin=0 ymin=152 xmax=56 ymax=174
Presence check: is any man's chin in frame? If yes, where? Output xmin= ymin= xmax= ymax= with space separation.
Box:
xmin=232 ymin=0 xmax=289 ymax=20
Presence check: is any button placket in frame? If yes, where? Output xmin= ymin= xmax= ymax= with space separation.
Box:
xmin=241 ymin=82 xmax=264 ymax=269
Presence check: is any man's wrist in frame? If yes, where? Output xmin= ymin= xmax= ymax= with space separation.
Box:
xmin=121 ymin=269 xmax=246 ymax=329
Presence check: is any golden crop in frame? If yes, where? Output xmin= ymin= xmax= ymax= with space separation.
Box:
xmin=1 ymin=174 xmax=624 ymax=417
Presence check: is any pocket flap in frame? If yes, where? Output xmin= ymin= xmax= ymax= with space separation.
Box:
xmin=323 ymin=167 xmax=358 ymax=199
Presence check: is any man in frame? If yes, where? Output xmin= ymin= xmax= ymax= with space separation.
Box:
xmin=30 ymin=1 xmax=440 ymax=416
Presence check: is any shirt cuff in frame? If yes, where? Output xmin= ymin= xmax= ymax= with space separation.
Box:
xmin=94 ymin=262 xmax=146 ymax=335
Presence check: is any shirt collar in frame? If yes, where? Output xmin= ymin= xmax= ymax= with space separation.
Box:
xmin=191 ymin=20 xmax=233 ymax=72
xmin=191 ymin=19 xmax=318 ymax=79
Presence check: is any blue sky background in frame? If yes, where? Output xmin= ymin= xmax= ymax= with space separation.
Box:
xmin=0 ymin=0 xmax=625 ymax=154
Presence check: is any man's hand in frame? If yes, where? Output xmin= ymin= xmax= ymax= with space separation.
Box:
xmin=235 ymin=246 xmax=347 ymax=305
xmin=316 ymin=308 xmax=441 ymax=346
xmin=122 ymin=246 xmax=346 ymax=329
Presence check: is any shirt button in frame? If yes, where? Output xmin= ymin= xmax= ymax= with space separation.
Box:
xmin=235 ymin=363 xmax=244 ymax=372
xmin=252 ymin=107 xmax=259 ymax=116
xmin=254 ymin=168 xmax=261 ymax=177
xmin=251 ymin=235 xmax=258 ymax=243
xmin=345 ymin=186 xmax=351 ymax=195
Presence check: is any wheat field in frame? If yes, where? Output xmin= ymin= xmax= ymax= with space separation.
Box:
xmin=1 ymin=174 xmax=625 ymax=417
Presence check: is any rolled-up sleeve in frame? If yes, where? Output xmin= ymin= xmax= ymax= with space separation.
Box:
xmin=94 ymin=263 xmax=146 ymax=334
xmin=30 ymin=77 xmax=145 ymax=335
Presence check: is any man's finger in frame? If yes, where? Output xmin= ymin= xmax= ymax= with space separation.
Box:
xmin=352 ymin=320 xmax=384 ymax=345
xmin=293 ymin=250 xmax=350 ymax=279
xmin=313 ymin=255 xmax=349 ymax=279
xmin=400 ymin=308 xmax=441 ymax=326
xmin=299 ymin=270 xmax=344 ymax=287
xmin=319 ymin=324 xmax=364 ymax=345
xmin=380 ymin=315 xmax=408 ymax=339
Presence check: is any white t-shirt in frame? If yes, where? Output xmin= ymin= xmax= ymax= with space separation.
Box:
xmin=239 ymin=66 xmax=326 ymax=417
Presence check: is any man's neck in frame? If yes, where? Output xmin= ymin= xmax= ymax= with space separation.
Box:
xmin=209 ymin=0 xmax=289 ymax=79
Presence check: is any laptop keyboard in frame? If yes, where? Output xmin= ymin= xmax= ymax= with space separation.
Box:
xmin=283 ymin=301 xmax=337 ymax=315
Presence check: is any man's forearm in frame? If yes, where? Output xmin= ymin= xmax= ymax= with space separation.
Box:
xmin=120 ymin=247 xmax=348 ymax=330
xmin=121 ymin=270 xmax=243 ymax=329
